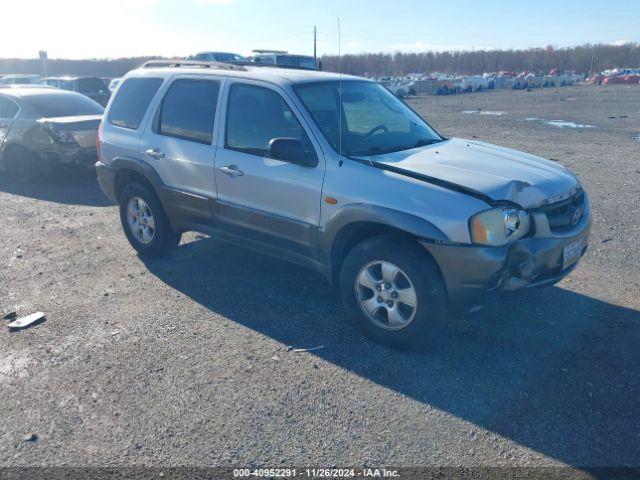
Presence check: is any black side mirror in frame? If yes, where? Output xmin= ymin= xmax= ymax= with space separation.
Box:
xmin=269 ymin=138 xmax=317 ymax=167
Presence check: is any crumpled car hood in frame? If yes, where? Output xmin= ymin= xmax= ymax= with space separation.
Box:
xmin=370 ymin=138 xmax=580 ymax=209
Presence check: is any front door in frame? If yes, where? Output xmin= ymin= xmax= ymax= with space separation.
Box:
xmin=214 ymin=80 xmax=325 ymax=257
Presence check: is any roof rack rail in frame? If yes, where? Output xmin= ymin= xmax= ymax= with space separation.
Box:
xmin=141 ymin=60 xmax=246 ymax=71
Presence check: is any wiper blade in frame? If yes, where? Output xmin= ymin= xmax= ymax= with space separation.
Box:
xmin=347 ymin=145 xmax=403 ymax=156
xmin=414 ymin=138 xmax=443 ymax=147
xmin=348 ymin=138 xmax=442 ymax=157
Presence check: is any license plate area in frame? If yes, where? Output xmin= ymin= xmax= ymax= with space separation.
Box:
xmin=562 ymin=238 xmax=584 ymax=270
xmin=71 ymin=130 xmax=98 ymax=148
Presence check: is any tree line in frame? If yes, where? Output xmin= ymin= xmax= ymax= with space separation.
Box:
xmin=321 ymin=43 xmax=640 ymax=76
xmin=0 ymin=57 xmax=160 ymax=77
xmin=1 ymin=43 xmax=639 ymax=78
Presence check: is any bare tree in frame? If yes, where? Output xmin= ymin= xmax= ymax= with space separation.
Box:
xmin=320 ymin=43 xmax=640 ymax=76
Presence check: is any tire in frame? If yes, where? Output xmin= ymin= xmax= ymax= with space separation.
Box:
xmin=4 ymin=147 xmax=43 ymax=183
xmin=339 ymin=235 xmax=449 ymax=349
xmin=118 ymin=182 xmax=181 ymax=257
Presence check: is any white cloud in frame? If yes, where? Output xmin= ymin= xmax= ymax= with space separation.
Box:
xmin=610 ymin=39 xmax=632 ymax=46
xmin=196 ymin=0 xmax=234 ymax=4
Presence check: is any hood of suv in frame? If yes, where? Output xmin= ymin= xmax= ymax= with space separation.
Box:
xmin=368 ymin=138 xmax=579 ymax=209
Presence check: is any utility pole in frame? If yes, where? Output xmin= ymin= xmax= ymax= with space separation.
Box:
xmin=313 ymin=26 xmax=317 ymax=65
xmin=38 ymin=51 xmax=47 ymax=77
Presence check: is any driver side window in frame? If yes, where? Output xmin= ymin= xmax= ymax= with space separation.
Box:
xmin=225 ymin=83 xmax=316 ymax=161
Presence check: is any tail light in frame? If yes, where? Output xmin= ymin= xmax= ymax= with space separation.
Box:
xmin=96 ymin=122 xmax=103 ymax=162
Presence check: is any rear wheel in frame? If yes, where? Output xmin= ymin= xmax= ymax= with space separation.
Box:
xmin=119 ymin=183 xmax=181 ymax=257
xmin=339 ymin=235 xmax=449 ymax=348
xmin=4 ymin=147 xmax=43 ymax=183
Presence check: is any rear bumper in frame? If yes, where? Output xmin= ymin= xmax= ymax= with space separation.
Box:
xmin=421 ymin=214 xmax=592 ymax=311
xmin=95 ymin=161 xmax=117 ymax=202
xmin=40 ymin=146 xmax=98 ymax=168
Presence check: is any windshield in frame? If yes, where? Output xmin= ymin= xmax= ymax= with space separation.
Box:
xmin=277 ymin=55 xmax=317 ymax=70
xmin=25 ymin=92 xmax=104 ymax=118
xmin=295 ymin=81 xmax=442 ymax=156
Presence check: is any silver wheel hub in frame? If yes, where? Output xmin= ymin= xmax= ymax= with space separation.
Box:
xmin=126 ymin=197 xmax=156 ymax=245
xmin=355 ymin=260 xmax=418 ymax=330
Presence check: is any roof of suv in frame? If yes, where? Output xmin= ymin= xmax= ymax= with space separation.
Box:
xmin=133 ymin=63 xmax=363 ymax=86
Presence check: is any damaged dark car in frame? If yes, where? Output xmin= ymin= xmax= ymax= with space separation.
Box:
xmin=0 ymin=86 xmax=103 ymax=182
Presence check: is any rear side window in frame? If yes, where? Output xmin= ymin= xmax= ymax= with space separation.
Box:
xmin=108 ymin=77 xmax=163 ymax=130
xmin=157 ymin=79 xmax=220 ymax=144
xmin=0 ymin=97 xmax=19 ymax=119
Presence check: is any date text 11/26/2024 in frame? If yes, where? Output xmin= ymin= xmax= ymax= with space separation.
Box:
xmin=233 ymin=468 xmax=400 ymax=478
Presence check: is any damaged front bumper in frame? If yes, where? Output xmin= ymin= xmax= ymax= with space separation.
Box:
xmin=420 ymin=202 xmax=592 ymax=311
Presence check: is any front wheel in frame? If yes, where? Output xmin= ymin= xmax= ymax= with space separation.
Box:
xmin=339 ymin=235 xmax=449 ymax=348
xmin=119 ymin=183 xmax=181 ymax=257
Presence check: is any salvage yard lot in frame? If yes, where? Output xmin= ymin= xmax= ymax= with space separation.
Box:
xmin=0 ymin=86 xmax=639 ymax=469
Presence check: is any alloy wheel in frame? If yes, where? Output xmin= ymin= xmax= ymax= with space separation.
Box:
xmin=355 ymin=260 xmax=418 ymax=330
xmin=126 ymin=197 xmax=156 ymax=245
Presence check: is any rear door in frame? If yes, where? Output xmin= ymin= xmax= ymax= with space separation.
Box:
xmin=214 ymin=80 xmax=325 ymax=257
xmin=0 ymin=96 xmax=19 ymax=158
xmin=139 ymin=75 xmax=224 ymax=220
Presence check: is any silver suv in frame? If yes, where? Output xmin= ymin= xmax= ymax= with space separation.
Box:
xmin=96 ymin=60 xmax=591 ymax=347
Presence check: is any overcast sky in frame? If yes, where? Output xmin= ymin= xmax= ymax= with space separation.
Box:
xmin=1 ymin=0 xmax=638 ymax=59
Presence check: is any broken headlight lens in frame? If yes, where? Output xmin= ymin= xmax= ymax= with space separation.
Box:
xmin=469 ymin=207 xmax=531 ymax=246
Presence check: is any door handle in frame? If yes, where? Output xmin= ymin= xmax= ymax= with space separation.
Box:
xmin=145 ymin=148 xmax=165 ymax=159
xmin=220 ymin=165 xmax=244 ymax=177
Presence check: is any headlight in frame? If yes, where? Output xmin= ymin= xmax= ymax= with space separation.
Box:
xmin=469 ymin=207 xmax=531 ymax=246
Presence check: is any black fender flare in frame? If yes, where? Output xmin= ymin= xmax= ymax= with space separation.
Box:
xmin=318 ymin=203 xmax=449 ymax=271
xmin=110 ymin=156 xmax=166 ymax=193
xmin=108 ymin=156 xmax=213 ymax=224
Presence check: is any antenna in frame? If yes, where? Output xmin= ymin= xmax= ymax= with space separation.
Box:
xmin=338 ymin=18 xmax=343 ymax=157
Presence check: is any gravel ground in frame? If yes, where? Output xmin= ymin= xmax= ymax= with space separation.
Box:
xmin=0 ymin=85 xmax=639 ymax=471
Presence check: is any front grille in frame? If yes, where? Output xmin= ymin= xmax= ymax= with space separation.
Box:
xmin=536 ymin=189 xmax=586 ymax=232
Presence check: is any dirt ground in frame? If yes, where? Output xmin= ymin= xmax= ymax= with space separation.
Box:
xmin=0 ymin=85 xmax=639 ymax=472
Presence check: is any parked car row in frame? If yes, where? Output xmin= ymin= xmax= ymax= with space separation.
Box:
xmin=39 ymin=76 xmax=111 ymax=106
xmin=0 ymin=74 xmax=42 ymax=85
xmin=0 ymin=74 xmax=111 ymax=105
xmin=186 ymin=50 xmax=319 ymax=70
